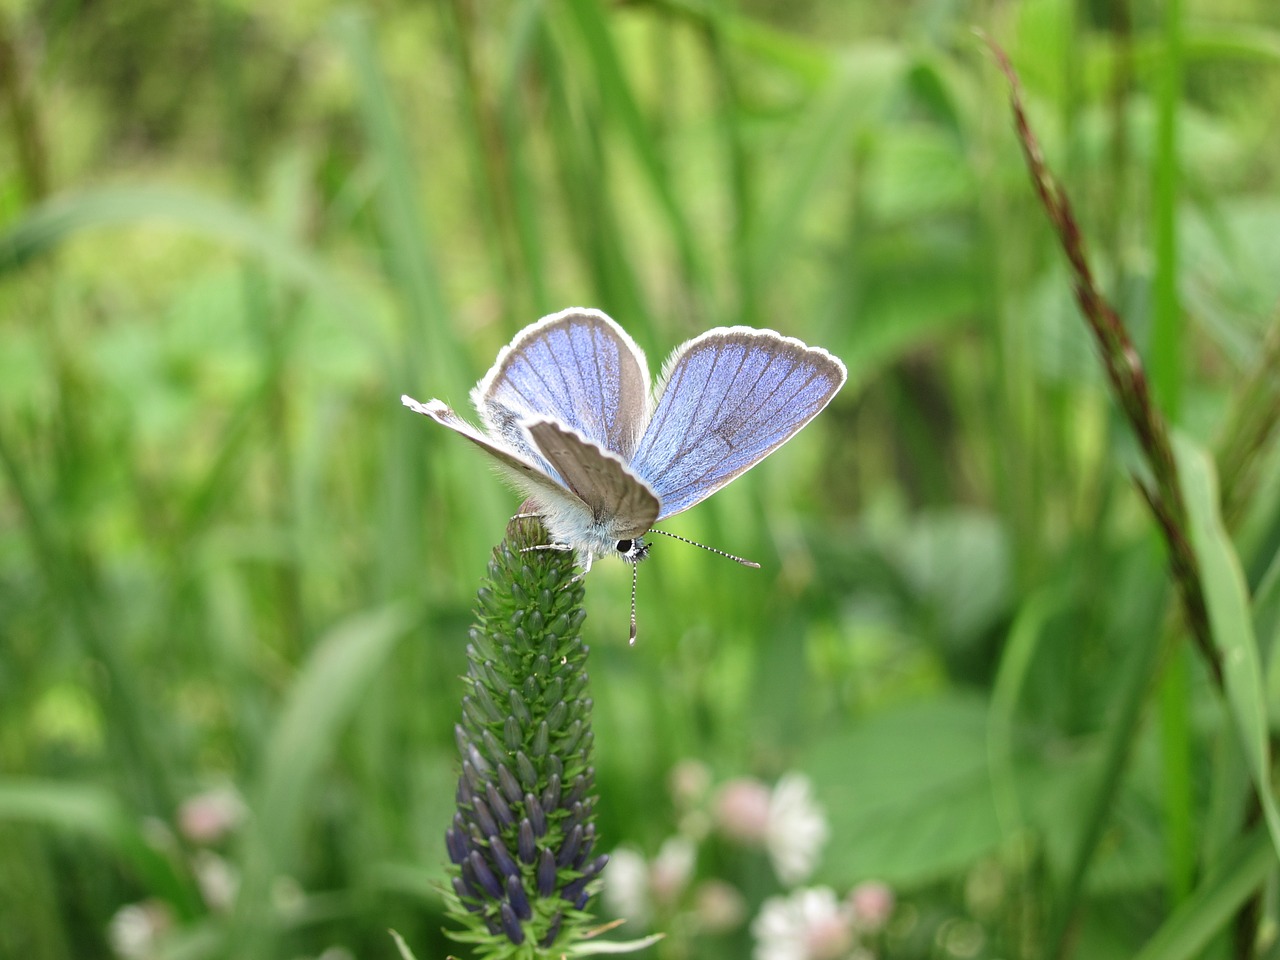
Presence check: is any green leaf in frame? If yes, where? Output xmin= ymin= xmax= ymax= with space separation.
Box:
xmin=806 ymin=695 xmax=1009 ymax=885
xmin=388 ymin=929 xmax=420 ymax=960
xmin=568 ymin=933 xmax=666 ymax=955
xmin=1174 ymin=433 xmax=1280 ymax=859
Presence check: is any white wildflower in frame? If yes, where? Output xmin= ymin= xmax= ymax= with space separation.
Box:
xmin=765 ymin=773 xmax=829 ymax=884
xmin=602 ymin=846 xmax=652 ymax=925
xmin=752 ymin=886 xmax=854 ymax=960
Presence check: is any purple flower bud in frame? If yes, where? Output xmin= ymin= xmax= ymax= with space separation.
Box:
xmin=525 ymin=792 xmax=548 ymax=836
xmin=451 ymin=874 xmax=481 ymax=908
xmin=467 ymin=744 xmax=491 ymax=777
xmin=445 ymin=825 xmax=469 ymax=865
xmin=540 ymin=912 xmax=563 ymax=949
xmin=537 ymin=847 xmax=557 ymax=897
xmin=473 ymin=796 xmax=499 ymax=839
xmin=517 ymin=819 xmax=537 ymax=864
xmin=485 ymin=783 xmax=514 ymax=829
xmin=497 ymin=764 xmax=523 ymax=806
xmin=541 ymin=775 xmax=561 ymax=813
xmin=561 ymin=875 xmax=589 ymax=907
xmin=557 ymin=824 xmax=583 ymax=868
xmin=468 ymin=850 xmax=503 ymax=900
xmin=506 ymin=874 xmax=532 ymax=921
xmin=499 ymin=901 xmax=525 ymax=945
xmin=489 ymin=834 xmax=519 ymax=880
xmin=463 ymin=762 xmax=487 ymax=798
xmin=573 ymin=830 xmax=595 ymax=870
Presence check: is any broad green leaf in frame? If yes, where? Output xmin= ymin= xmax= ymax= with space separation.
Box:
xmin=809 ymin=692 xmax=1162 ymax=890
xmin=807 ymin=696 xmax=1002 ymax=884
xmin=1174 ymin=433 xmax=1280 ymax=859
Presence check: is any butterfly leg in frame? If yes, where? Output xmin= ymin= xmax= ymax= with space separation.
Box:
xmin=565 ymin=550 xmax=596 ymax=583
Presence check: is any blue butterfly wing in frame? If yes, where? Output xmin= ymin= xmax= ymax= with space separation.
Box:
xmin=401 ymin=395 xmax=589 ymax=513
xmin=631 ymin=329 xmax=846 ymax=521
xmin=524 ymin=418 xmax=659 ymax=539
xmin=472 ymin=308 xmax=651 ymax=461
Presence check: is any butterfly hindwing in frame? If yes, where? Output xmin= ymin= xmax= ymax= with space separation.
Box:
xmin=524 ymin=418 xmax=659 ymax=540
xmin=630 ymin=328 xmax=847 ymax=520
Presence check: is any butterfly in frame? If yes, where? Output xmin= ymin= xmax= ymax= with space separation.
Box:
xmin=403 ymin=308 xmax=846 ymax=639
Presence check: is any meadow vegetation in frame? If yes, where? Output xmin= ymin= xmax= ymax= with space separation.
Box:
xmin=4 ymin=1 xmax=1280 ymax=958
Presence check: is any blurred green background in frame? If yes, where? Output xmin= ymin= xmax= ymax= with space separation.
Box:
xmin=4 ymin=0 xmax=1280 ymax=958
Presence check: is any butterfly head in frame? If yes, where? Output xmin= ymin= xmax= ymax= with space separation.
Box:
xmin=615 ymin=537 xmax=650 ymax=564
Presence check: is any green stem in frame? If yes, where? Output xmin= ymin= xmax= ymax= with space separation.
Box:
xmin=1150 ymin=0 xmax=1183 ymax=417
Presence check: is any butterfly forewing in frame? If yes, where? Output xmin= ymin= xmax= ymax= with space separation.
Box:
xmin=631 ymin=329 xmax=847 ymax=520
xmin=474 ymin=309 xmax=651 ymax=460
xmin=525 ymin=419 xmax=659 ymax=539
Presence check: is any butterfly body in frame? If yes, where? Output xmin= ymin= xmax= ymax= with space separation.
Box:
xmin=403 ymin=308 xmax=846 ymax=572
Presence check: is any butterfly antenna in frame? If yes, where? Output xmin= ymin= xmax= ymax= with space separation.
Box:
xmin=629 ymin=561 xmax=639 ymax=646
xmin=649 ymin=529 xmax=761 ymax=568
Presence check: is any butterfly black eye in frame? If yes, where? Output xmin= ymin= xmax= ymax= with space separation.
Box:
xmin=616 ymin=538 xmax=650 ymax=563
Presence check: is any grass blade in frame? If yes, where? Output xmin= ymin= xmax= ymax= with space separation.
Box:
xmin=1131 ymin=826 xmax=1274 ymax=960
xmin=1174 ymin=433 xmax=1280 ymax=859
xmin=230 ymin=604 xmax=412 ymax=955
